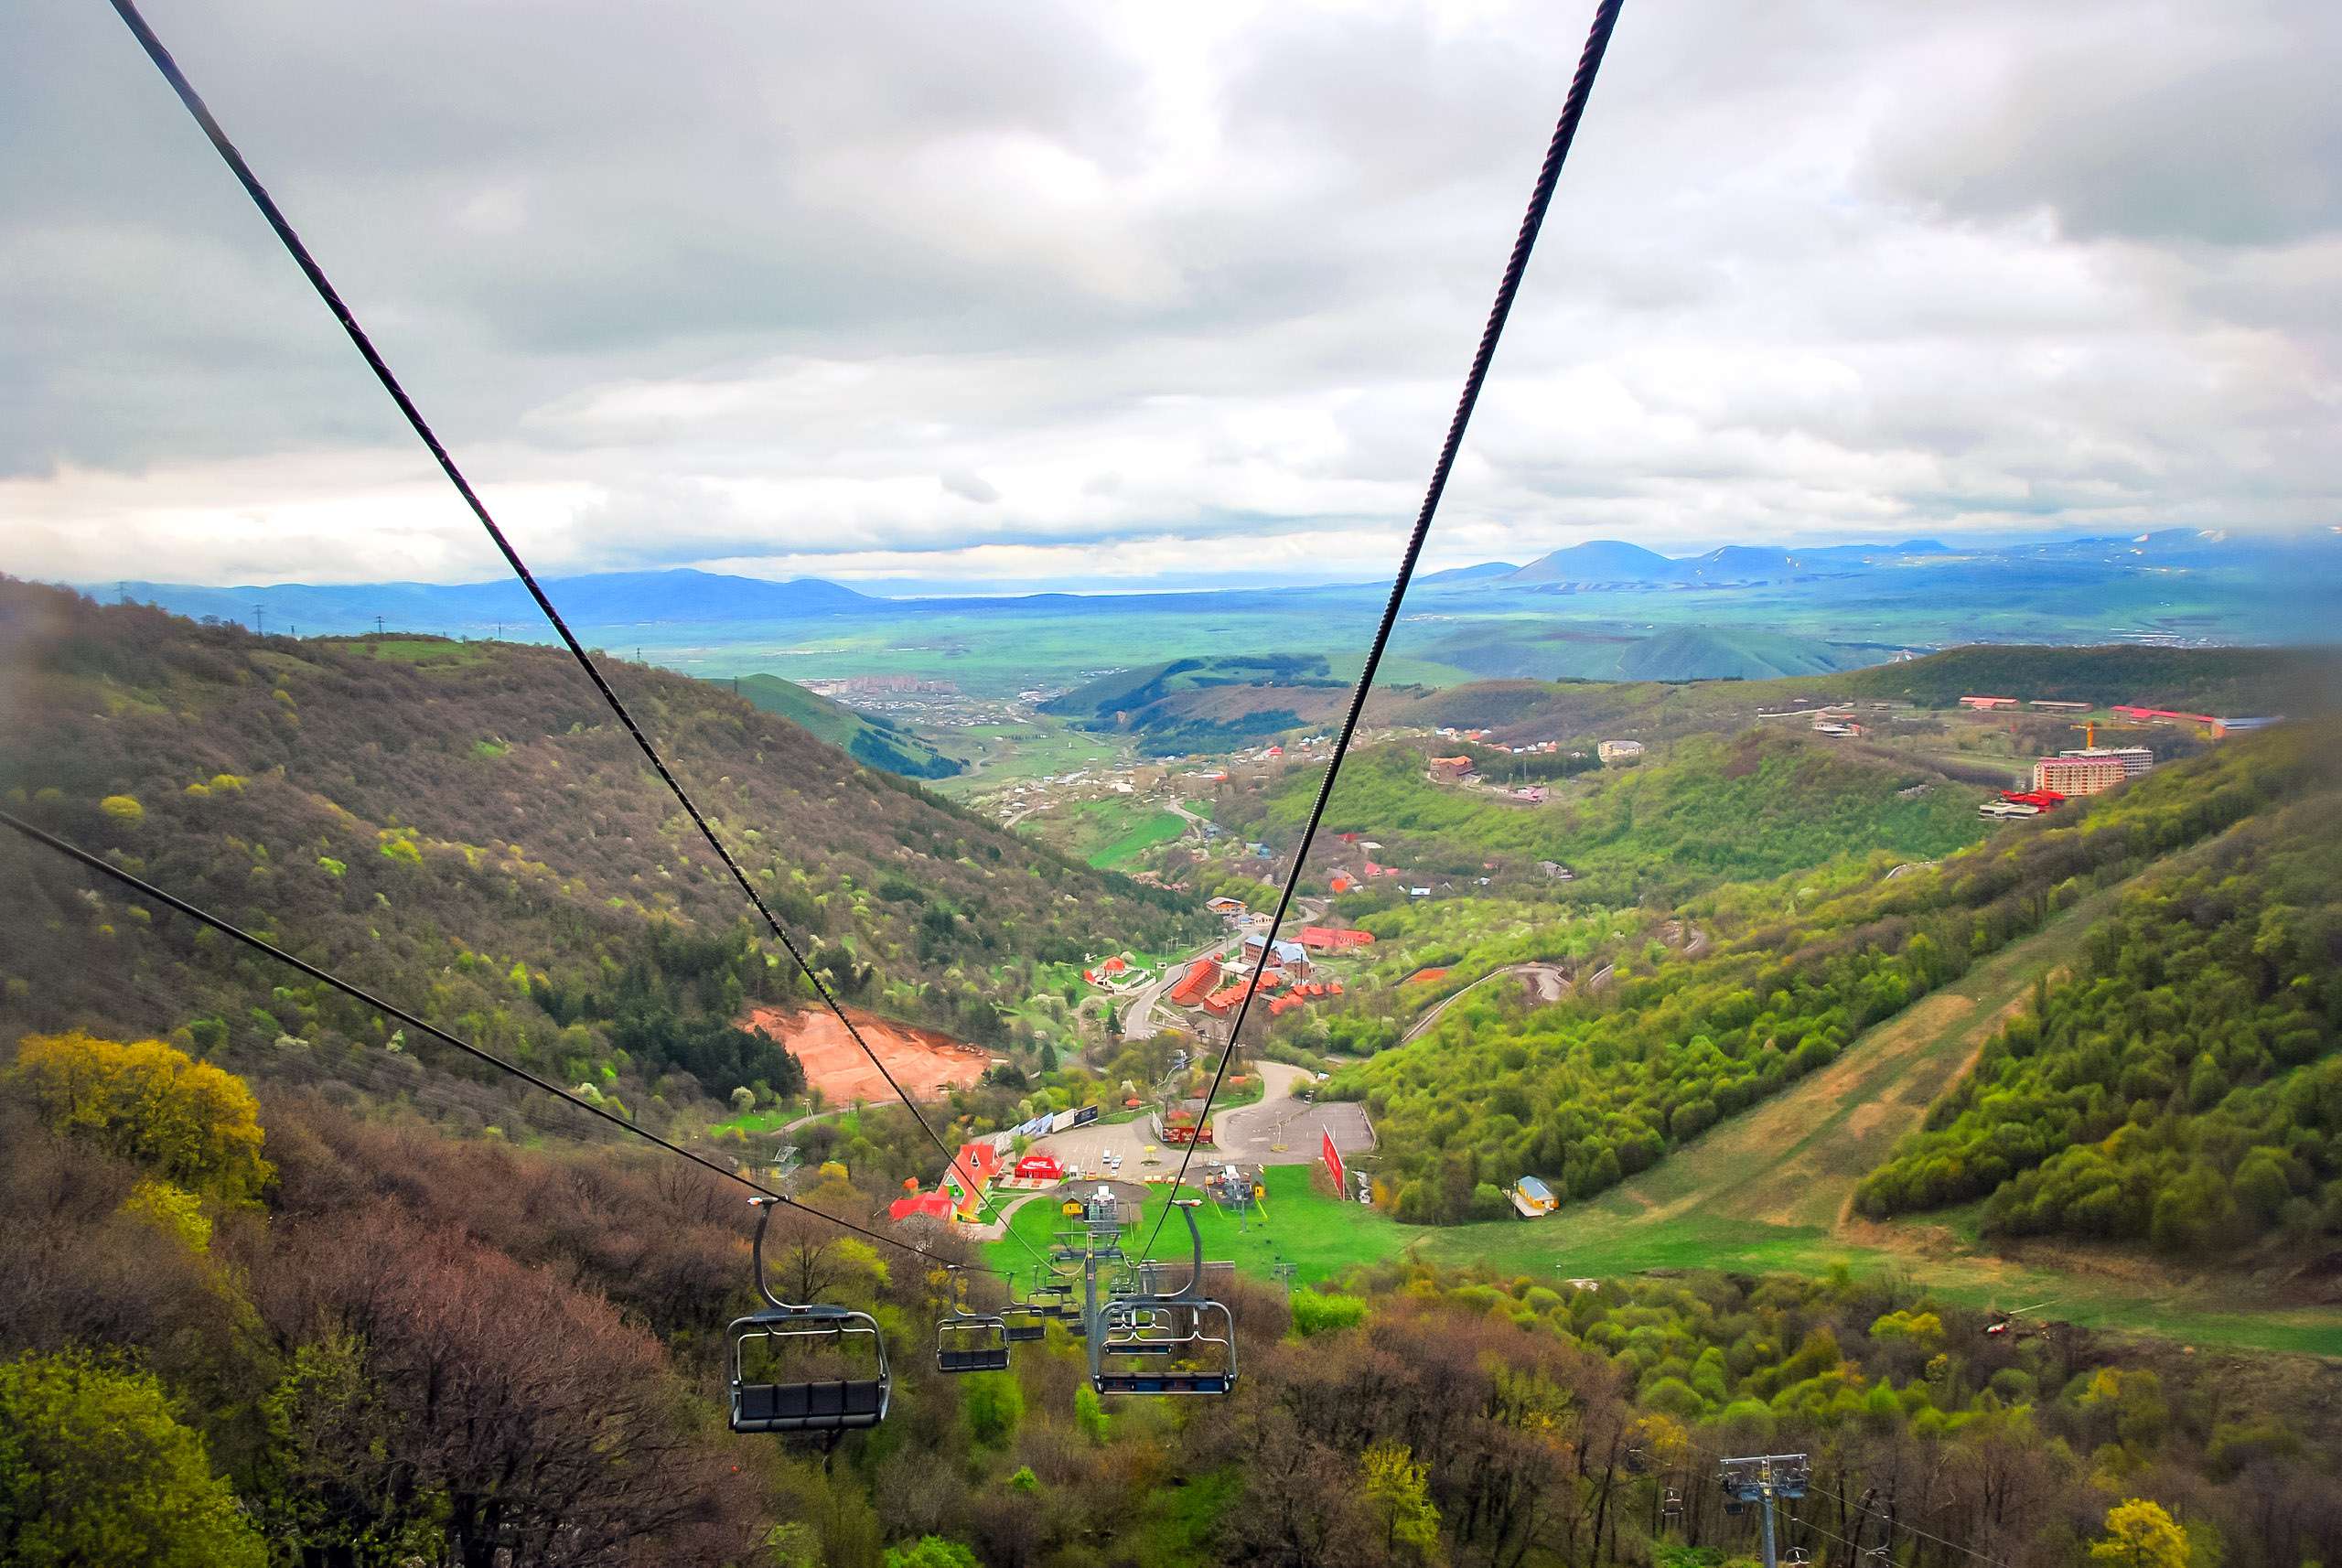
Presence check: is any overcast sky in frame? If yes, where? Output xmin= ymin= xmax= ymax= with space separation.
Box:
xmin=4 ymin=0 xmax=2336 ymax=590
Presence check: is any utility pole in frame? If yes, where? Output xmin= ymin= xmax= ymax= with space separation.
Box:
xmin=1271 ymin=1260 xmax=1298 ymax=1302
xmin=1719 ymin=1454 xmax=1809 ymax=1568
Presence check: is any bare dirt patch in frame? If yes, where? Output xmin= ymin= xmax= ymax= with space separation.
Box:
xmin=742 ymin=1004 xmax=994 ymax=1103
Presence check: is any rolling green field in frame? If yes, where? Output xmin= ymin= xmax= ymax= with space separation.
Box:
xmin=930 ymin=719 xmax=1132 ymax=797
xmin=1031 ymin=796 xmax=1191 ymax=869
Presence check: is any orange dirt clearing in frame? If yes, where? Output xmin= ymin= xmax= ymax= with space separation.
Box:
xmin=742 ymin=1004 xmax=994 ymax=1104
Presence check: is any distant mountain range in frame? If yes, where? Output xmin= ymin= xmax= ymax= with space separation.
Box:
xmin=96 ymin=568 xmax=876 ymax=636
xmin=63 ymin=530 xmax=2337 ymax=679
xmin=1425 ymin=530 xmax=2341 ymax=592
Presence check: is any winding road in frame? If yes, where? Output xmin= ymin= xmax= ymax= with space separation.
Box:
xmin=1397 ymin=962 xmax=1572 ymax=1046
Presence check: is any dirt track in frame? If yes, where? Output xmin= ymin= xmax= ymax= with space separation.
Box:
xmin=742 ymin=1005 xmax=994 ymax=1103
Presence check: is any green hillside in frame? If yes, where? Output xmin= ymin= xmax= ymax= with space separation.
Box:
xmin=1856 ymin=791 xmax=2342 ymax=1250
xmin=1824 ymin=643 xmax=2334 ymax=713
xmin=729 ymin=671 xmax=962 ymax=779
xmin=0 ymin=582 xmax=1203 ymax=1119
xmin=1326 ymin=726 xmax=2331 ymax=1225
xmin=1222 ymin=729 xmax=1988 ymax=895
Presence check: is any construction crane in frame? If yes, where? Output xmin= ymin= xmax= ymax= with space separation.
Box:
xmin=2070 ymin=720 xmax=2100 ymax=749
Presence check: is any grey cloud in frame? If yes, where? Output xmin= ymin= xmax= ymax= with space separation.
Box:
xmin=940 ymin=469 xmax=1000 ymax=504
xmin=1868 ymin=3 xmax=2342 ymax=246
xmin=2 ymin=0 xmax=2336 ymax=586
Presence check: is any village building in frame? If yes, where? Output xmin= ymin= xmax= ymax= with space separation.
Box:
xmin=1596 ymin=738 xmax=1644 ymax=763
xmin=1167 ymin=958 xmax=1221 ymax=1009
xmin=1296 ymin=925 xmax=1374 ymax=951
xmin=2057 ymin=745 xmax=2154 ymax=779
xmin=1510 ymin=1176 xmax=1559 ymax=1218
xmin=2033 ymin=754 xmax=2129 ymax=796
xmin=1429 ymin=755 xmax=1474 ymax=781
xmin=1959 ymin=694 xmax=2020 ymax=710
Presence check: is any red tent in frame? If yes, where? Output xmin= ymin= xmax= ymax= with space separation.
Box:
xmin=1014 ymin=1153 xmax=1066 ymax=1181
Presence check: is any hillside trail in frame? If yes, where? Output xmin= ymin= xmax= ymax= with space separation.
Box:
xmin=1423 ymin=824 xmax=2342 ymax=1357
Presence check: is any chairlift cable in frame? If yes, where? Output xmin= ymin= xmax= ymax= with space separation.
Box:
xmin=1 ymin=811 xmax=935 ymax=1264
xmin=1139 ymin=0 xmax=1628 ymax=1262
xmin=102 ymin=0 xmax=1056 ymax=1276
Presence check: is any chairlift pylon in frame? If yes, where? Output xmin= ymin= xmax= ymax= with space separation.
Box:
xmin=727 ymin=1197 xmax=890 ymax=1435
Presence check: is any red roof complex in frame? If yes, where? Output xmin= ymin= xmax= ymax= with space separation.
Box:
xmin=2111 ymin=705 xmax=2219 ymax=726
xmin=1297 ymin=926 xmax=1374 ymax=950
xmin=887 ymin=1192 xmax=956 ymax=1222
xmin=1167 ymin=958 xmax=1220 ymax=1008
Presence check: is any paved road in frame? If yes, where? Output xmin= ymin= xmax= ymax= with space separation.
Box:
xmin=1398 ymin=962 xmax=1571 ymax=1046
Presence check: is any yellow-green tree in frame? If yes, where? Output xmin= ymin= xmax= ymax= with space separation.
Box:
xmin=2090 ymin=1498 xmax=2189 ymax=1568
xmin=0 ymin=1350 xmax=264 ymax=1568
xmin=9 ymin=1032 xmax=272 ymax=1204
xmin=1361 ymin=1440 xmax=1443 ymax=1563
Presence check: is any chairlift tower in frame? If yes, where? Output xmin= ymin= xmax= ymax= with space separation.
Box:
xmin=1718 ymin=1453 xmax=1809 ymax=1568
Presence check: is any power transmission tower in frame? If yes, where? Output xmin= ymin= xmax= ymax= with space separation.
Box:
xmin=1718 ymin=1453 xmax=1809 ymax=1568
xmin=253 ymin=604 xmax=265 ymax=637
xmin=376 ymin=614 xmax=385 ymax=636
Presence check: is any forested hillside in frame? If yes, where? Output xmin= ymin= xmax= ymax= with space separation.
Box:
xmin=730 ymin=672 xmax=963 ymax=779
xmin=7 ymin=1035 xmax=2340 ymax=1568
xmin=1854 ymin=795 xmax=2342 ymax=1250
xmin=0 ymin=583 xmax=1202 ymax=1122
xmin=1327 ymin=727 xmax=2334 ymax=1224
xmin=1221 ymin=731 xmax=1986 ymax=897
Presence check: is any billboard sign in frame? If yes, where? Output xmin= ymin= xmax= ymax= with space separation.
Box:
xmin=1322 ymin=1129 xmax=1346 ymax=1193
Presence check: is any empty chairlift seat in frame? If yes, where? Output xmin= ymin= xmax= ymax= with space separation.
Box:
xmin=1090 ymin=1201 xmax=1237 ymax=1397
xmin=726 ymin=1197 xmax=891 ymax=1436
xmin=935 ymin=1265 xmax=1014 ymax=1374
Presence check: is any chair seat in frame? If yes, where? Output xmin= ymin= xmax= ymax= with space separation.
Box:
xmin=1004 ymin=1322 xmax=1046 ymax=1343
xmin=1094 ymin=1372 xmax=1232 ymax=1396
xmin=732 ymin=1379 xmax=886 ymax=1433
xmin=938 ymin=1348 xmax=1012 ymax=1374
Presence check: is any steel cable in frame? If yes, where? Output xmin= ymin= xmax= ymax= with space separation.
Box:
xmin=1140 ymin=0 xmax=1628 ymax=1261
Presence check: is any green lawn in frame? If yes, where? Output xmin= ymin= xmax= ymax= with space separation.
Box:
xmin=986 ymin=1165 xmax=1411 ymax=1290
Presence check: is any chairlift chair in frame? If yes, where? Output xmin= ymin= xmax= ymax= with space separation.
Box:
xmin=726 ymin=1197 xmax=890 ymax=1435
xmin=1089 ymin=1200 xmax=1237 ymax=1396
xmin=936 ymin=1264 xmax=1013 ymax=1374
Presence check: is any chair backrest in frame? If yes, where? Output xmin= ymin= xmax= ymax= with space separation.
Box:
xmin=725 ymin=1198 xmax=892 ymax=1435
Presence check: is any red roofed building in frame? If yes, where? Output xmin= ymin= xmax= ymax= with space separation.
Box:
xmin=2111 ymin=705 xmax=2222 ymax=732
xmin=1167 ymin=958 xmax=1220 ymax=1008
xmin=888 ymin=1191 xmax=956 ymax=1223
xmin=1959 ymin=695 xmax=2020 ymax=710
xmin=1329 ymin=872 xmax=1356 ymax=895
xmin=1203 ymin=983 xmax=1252 ymax=1015
xmin=944 ymin=1143 xmax=1001 ymax=1220
xmin=1297 ymin=925 xmax=1375 ymax=950
xmin=1013 ymin=1153 xmax=1065 ymax=1181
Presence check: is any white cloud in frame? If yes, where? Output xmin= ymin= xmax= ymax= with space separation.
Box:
xmin=1 ymin=0 xmax=2334 ymax=590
